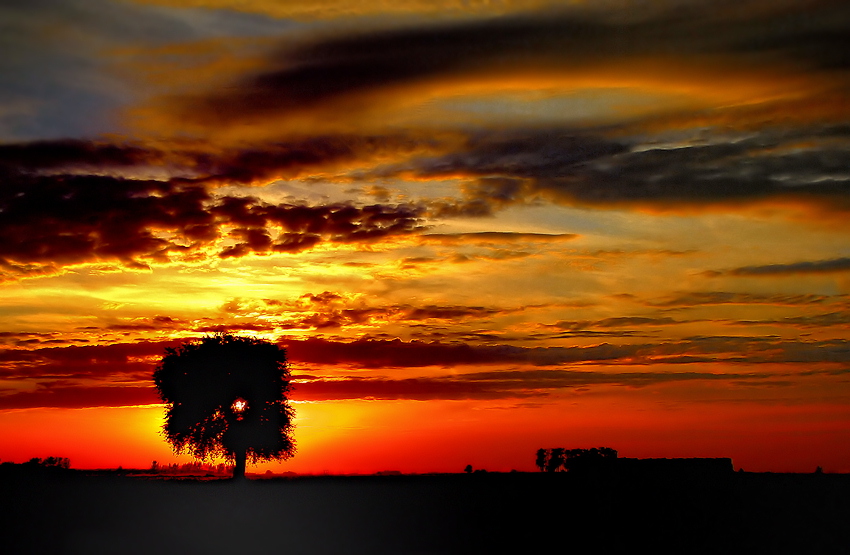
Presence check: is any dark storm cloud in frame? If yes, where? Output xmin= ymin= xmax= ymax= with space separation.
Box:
xmin=174 ymin=15 xmax=614 ymax=123
xmin=211 ymin=200 xmax=425 ymax=258
xmin=0 ymin=140 xmax=426 ymax=273
xmin=393 ymin=126 xmax=850 ymax=214
xmin=528 ymin=136 xmax=850 ymax=210
xmin=198 ymin=134 xmax=425 ymax=184
xmin=0 ymin=173 xmax=212 ymax=269
xmin=405 ymin=131 xmax=627 ymax=181
xmin=0 ymin=139 xmax=163 ymax=171
xmin=0 ymin=133 xmax=425 ymax=184
xmin=709 ymin=257 xmax=850 ymax=277
xmin=173 ymin=1 xmax=850 ymax=125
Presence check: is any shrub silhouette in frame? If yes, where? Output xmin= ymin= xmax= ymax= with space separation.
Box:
xmin=153 ymin=333 xmax=295 ymax=479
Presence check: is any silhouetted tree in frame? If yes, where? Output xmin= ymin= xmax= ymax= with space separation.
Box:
xmin=563 ymin=447 xmax=618 ymax=473
xmin=535 ymin=448 xmax=548 ymax=472
xmin=25 ymin=456 xmax=70 ymax=469
xmin=535 ymin=446 xmax=619 ymax=473
xmin=153 ymin=333 xmax=296 ymax=479
xmin=546 ymin=448 xmax=565 ymax=472
xmin=464 ymin=464 xmax=473 ymax=474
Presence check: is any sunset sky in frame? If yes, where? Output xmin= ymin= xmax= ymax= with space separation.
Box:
xmin=2 ymin=0 xmax=850 ymax=474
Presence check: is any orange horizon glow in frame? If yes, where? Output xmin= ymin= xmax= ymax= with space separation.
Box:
xmin=3 ymin=390 xmax=850 ymax=474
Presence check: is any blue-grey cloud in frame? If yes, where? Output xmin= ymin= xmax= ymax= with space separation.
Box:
xmin=0 ymin=0 xmax=297 ymax=140
xmin=172 ymin=1 xmax=850 ymax=125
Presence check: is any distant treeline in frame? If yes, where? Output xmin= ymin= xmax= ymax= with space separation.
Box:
xmin=535 ymin=447 xmax=734 ymax=476
xmin=149 ymin=460 xmax=234 ymax=475
xmin=0 ymin=457 xmax=73 ymax=478
xmin=535 ymin=447 xmax=618 ymax=473
xmin=1 ymin=456 xmax=71 ymax=469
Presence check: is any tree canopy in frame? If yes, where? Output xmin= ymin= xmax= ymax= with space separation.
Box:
xmin=536 ymin=447 xmax=618 ymax=473
xmin=153 ymin=334 xmax=295 ymax=478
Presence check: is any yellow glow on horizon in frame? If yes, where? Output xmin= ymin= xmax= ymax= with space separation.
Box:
xmin=3 ymin=369 xmax=850 ymax=474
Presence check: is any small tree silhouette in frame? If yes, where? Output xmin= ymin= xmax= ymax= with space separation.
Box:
xmin=535 ymin=448 xmax=548 ymax=472
xmin=546 ymin=448 xmax=565 ymax=472
xmin=153 ymin=333 xmax=296 ymax=479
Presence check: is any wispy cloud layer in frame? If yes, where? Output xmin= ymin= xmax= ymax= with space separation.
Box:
xmin=709 ymin=258 xmax=850 ymax=277
xmin=2 ymin=335 xmax=848 ymax=408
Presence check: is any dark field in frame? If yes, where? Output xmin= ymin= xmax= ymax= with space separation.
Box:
xmin=3 ymin=470 xmax=849 ymax=554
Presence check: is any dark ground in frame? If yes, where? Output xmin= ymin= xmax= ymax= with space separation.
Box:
xmin=2 ymin=468 xmax=849 ymax=554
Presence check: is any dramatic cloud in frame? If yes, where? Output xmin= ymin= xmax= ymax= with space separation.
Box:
xmin=418 ymin=232 xmax=579 ymax=245
xmin=0 ymin=132 xmax=430 ymax=183
xmin=731 ymin=312 xmax=850 ymax=329
xmin=2 ymin=334 xmax=848 ymax=409
xmin=0 ymin=139 xmax=165 ymax=172
xmin=77 ymin=297 xmax=525 ymax=335
xmin=547 ymin=317 xmax=684 ymax=335
xmin=165 ymin=2 xmax=850 ymax=127
xmin=0 ymin=0 xmax=295 ymax=140
xmin=708 ymin=257 xmax=850 ymax=277
xmin=386 ymin=126 xmax=850 ymax=215
xmin=119 ymin=2 xmax=850 ymax=215
xmin=275 ymin=302 xmax=508 ymax=330
xmin=282 ymin=336 xmax=850 ymax=368
xmin=0 ymin=341 xmax=180 ymax=380
xmin=0 ymin=364 xmax=785 ymax=408
xmin=0 ymin=140 xmax=427 ymax=276
xmin=646 ymin=292 xmax=836 ymax=308
xmin=291 ymin=367 xmax=780 ymax=402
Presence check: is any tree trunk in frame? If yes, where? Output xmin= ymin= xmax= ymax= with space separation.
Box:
xmin=233 ymin=449 xmax=247 ymax=480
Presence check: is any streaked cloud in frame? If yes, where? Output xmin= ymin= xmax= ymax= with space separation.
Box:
xmin=646 ymin=292 xmax=836 ymax=307
xmin=708 ymin=257 xmax=850 ymax=277
xmin=3 ymin=334 xmax=848 ymax=408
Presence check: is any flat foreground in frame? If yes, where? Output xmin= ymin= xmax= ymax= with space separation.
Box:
xmin=3 ymin=471 xmax=849 ymax=554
